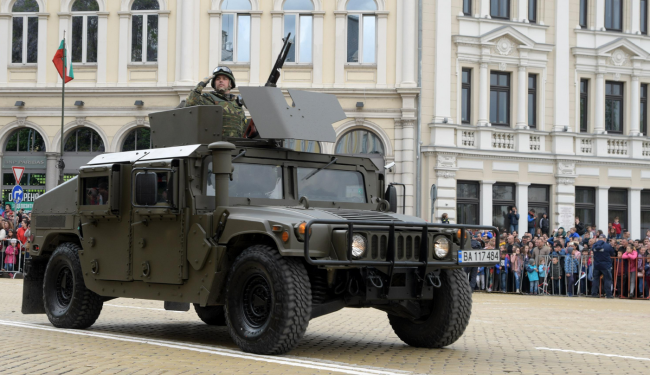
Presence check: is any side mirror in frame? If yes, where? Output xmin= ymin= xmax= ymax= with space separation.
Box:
xmin=135 ymin=172 xmax=157 ymax=206
xmin=385 ymin=185 xmax=397 ymax=213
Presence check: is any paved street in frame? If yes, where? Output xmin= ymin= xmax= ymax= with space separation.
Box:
xmin=0 ymin=278 xmax=648 ymax=375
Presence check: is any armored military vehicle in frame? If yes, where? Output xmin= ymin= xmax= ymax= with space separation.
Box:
xmin=22 ymin=85 xmax=499 ymax=356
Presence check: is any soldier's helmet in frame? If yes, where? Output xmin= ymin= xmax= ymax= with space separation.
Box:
xmin=212 ymin=66 xmax=237 ymax=90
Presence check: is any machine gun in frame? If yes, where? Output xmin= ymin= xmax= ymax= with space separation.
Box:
xmin=265 ymin=33 xmax=293 ymax=87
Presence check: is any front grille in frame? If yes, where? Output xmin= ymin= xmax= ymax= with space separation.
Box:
xmin=320 ymin=209 xmax=401 ymax=222
xmin=364 ymin=232 xmax=449 ymax=261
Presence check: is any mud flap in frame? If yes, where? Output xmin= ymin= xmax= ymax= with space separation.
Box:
xmin=164 ymin=301 xmax=190 ymax=311
xmin=21 ymin=258 xmax=47 ymax=314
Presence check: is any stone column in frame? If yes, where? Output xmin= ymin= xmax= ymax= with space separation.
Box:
xmin=480 ymin=0 xmax=490 ymax=18
xmin=208 ymin=11 xmax=222 ymax=72
xmin=596 ymin=186 xmax=609 ymax=232
xmin=553 ymin=0 xmax=570 ymax=131
xmin=36 ymin=13 xmax=49 ymax=87
xmin=594 ymin=73 xmax=605 ymax=133
xmin=0 ymin=14 xmax=10 ymax=85
xmin=480 ymin=180 xmax=495 ymax=226
xmin=596 ymin=0 xmax=605 ymax=30
xmin=96 ymin=12 xmax=108 ymax=86
xmin=629 ymin=188 xmax=642 ymax=239
xmin=478 ymin=62 xmax=489 ymax=126
xmin=393 ymin=119 xmax=403 ymax=184
xmin=434 ymin=154 xmax=458 ymax=223
xmin=555 ymin=161 xmax=576 ymax=230
xmin=518 ymin=0 xmax=528 ymax=21
xmin=402 ymin=120 xmax=415 ymax=215
xmin=46 ymin=153 xmax=59 ymax=191
xmin=157 ymin=11 xmax=170 ymax=86
xmin=401 ymin=0 xmax=417 ymax=87
xmin=630 ymin=75 xmax=641 ymax=136
xmin=516 ymin=66 xmax=527 ymax=129
xmin=516 ymin=182 xmax=530 ymax=233
xmin=333 ymin=11 xmax=346 ymax=87
xmin=632 ymin=0 xmax=641 ymax=34
xmin=249 ymin=11 xmax=262 ymax=86
xmin=376 ymin=12 xmax=388 ymax=88
xmin=432 ymin=0 xmax=451 ymax=121
xmin=178 ymin=0 xmax=195 ymax=84
xmin=312 ymin=11 xmax=325 ymax=87
xmin=117 ymin=11 xmax=130 ymax=85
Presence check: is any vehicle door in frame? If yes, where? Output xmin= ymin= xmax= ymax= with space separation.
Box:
xmin=78 ymin=164 xmax=131 ymax=281
xmin=131 ymin=159 xmax=185 ymax=284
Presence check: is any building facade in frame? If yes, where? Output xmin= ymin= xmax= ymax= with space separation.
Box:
xmin=1 ymin=0 xmax=650 ymax=239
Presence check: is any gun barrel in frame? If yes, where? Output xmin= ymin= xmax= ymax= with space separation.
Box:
xmin=265 ymin=33 xmax=293 ymax=87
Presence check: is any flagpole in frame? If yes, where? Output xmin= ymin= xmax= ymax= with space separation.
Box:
xmin=58 ymin=31 xmax=66 ymax=185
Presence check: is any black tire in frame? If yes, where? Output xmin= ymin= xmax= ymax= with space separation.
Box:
xmin=43 ymin=242 xmax=103 ymax=329
xmin=388 ymin=268 xmax=471 ymax=348
xmin=224 ymin=245 xmax=311 ymax=355
xmin=193 ymin=304 xmax=227 ymax=326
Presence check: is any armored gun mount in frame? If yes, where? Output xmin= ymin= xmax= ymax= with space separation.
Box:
xmin=148 ymin=87 xmax=345 ymax=148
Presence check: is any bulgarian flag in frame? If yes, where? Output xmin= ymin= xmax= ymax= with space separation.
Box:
xmin=52 ymin=39 xmax=74 ymax=83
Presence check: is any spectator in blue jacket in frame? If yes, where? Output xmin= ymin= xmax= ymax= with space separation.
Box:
xmin=564 ymin=248 xmax=580 ymax=296
xmin=527 ymin=209 xmax=536 ymax=235
xmin=526 ymin=259 xmax=539 ymax=295
xmin=591 ymin=235 xmax=616 ymax=298
xmin=508 ymin=206 xmax=520 ymax=234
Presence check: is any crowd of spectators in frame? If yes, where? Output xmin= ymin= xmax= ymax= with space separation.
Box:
xmin=463 ymin=208 xmax=650 ymax=300
xmin=0 ymin=204 xmax=31 ymax=275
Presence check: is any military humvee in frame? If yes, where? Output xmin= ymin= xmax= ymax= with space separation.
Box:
xmin=22 ymin=86 xmax=499 ymax=355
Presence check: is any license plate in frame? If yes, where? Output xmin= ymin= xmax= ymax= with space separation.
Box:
xmin=458 ymin=249 xmax=499 ymax=264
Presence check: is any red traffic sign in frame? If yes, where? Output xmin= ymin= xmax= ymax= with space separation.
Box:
xmin=12 ymin=166 xmax=25 ymax=185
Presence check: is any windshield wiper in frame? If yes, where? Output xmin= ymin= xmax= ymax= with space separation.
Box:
xmin=302 ymin=157 xmax=338 ymax=180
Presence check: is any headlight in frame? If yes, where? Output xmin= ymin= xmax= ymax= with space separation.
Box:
xmin=434 ymin=237 xmax=450 ymax=259
xmin=351 ymin=233 xmax=367 ymax=259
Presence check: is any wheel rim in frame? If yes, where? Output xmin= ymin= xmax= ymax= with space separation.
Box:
xmin=55 ymin=266 xmax=74 ymax=307
xmin=241 ymin=274 xmax=272 ymax=328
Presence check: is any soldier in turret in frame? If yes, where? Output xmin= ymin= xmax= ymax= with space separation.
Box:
xmin=185 ymin=66 xmax=247 ymax=138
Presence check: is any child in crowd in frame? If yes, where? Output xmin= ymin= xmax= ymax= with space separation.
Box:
xmin=564 ymin=247 xmax=580 ymax=297
xmin=510 ymin=246 xmax=523 ymax=293
xmin=477 ymin=267 xmax=485 ymax=291
xmin=615 ymin=250 xmax=626 ymax=297
xmin=526 ymin=258 xmax=539 ymax=295
xmin=3 ymin=238 xmax=18 ymax=272
xmin=538 ymin=258 xmax=548 ymax=295
xmin=638 ymin=248 xmax=648 ymax=298
xmin=550 ymin=256 xmax=562 ymax=295
xmin=622 ymin=244 xmax=638 ymax=298
xmin=612 ymin=217 xmax=622 ymax=239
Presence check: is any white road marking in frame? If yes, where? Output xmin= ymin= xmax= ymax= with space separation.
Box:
xmin=536 ymin=347 xmax=650 ymax=362
xmin=104 ymin=304 xmax=186 ymax=313
xmin=0 ymin=319 xmax=409 ymax=375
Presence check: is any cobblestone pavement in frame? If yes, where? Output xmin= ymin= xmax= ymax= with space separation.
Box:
xmin=0 ymin=279 xmax=649 ymax=374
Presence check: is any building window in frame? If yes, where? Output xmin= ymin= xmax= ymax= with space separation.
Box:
xmin=335 ymin=129 xmax=384 ymax=155
xmin=346 ymin=1 xmax=377 ymax=63
xmin=528 ymin=185 xmax=549 ymax=232
xmin=490 ymin=0 xmax=510 ymax=19
xmin=122 ymin=127 xmax=151 ymax=151
xmin=131 ymin=0 xmax=159 ymax=63
xmin=575 ymin=187 xmax=596 ymax=228
xmin=492 ymin=183 xmax=515 ymax=232
xmin=605 ymin=0 xmax=622 ymax=31
xmin=463 ymin=0 xmax=472 ymax=15
xmin=4 ymin=128 xmax=46 ymax=152
xmin=457 ymin=181 xmax=480 ymax=225
xmin=11 ymin=0 xmax=39 ymax=64
xmin=579 ymin=0 xmax=588 ymax=28
xmin=283 ymin=139 xmax=321 ymax=153
xmin=580 ymin=79 xmax=589 ymax=132
xmin=461 ymin=68 xmax=472 ymax=124
xmin=221 ymin=0 xmax=252 ymax=63
xmin=283 ymin=0 xmax=314 ymax=63
xmin=608 ymin=188 xmax=628 ymax=231
xmin=528 ymin=74 xmax=537 ymax=128
xmin=643 ymin=0 xmax=648 ymax=34
xmin=64 ymin=128 xmax=105 ymax=153
xmin=71 ymin=0 xmax=99 ymax=64
xmin=490 ymin=72 xmax=510 ymax=127
xmin=605 ymin=81 xmax=624 ymax=134
xmin=642 ymin=190 xmax=650 ymax=237
xmin=528 ymin=0 xmax=537 ymax=23
xmin=642 ymin=84 xmax=648 ymax=136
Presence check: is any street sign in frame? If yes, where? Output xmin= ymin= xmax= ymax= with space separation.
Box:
xmin=12 ymin=166 xmax=25 ymax=185
xmin=12 ymin=185 xmax=24 ymax=205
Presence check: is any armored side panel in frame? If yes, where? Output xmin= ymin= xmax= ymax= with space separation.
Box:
xmin=239 ymin=87 xmax=343 ymax=142
xmin=149 ymin=106 xmax=224 ymax=148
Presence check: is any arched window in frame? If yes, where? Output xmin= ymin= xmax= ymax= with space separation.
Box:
xmin=346 ymin=0 xmax=377 ymax=63
xmin=131 ymin=0 xmax=160 ymax=63
xmin=283 ymin=139 xmax=320 ymax=153
xmin=221 ymin=0 xmax=252 ymax=63
xmin=71 ymin=0 xmax=99 ymax=64
xmin=122 ymin=127 xmax=152 ymax=151
xmin=4 ymin=128 xmax=46 ymax=152
xmin=283 ymin=0 xmax=314 ymax=63
xmin=11 ymin=0 xmax=39 ymax=64
xmin=64 ymin=128 xmax=105 ymax=152
xmin=335 ymin=129 xmax=384 ymax=155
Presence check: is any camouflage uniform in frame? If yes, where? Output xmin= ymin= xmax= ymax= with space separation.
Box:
xmin=185 ymin=83 xmax=247 ymax=138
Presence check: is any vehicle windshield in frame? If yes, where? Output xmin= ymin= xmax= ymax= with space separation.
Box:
xmin=206 ymin=162 xmax=283 ymax=199
xmin=297 ymin=168 xmax=366 ymax=203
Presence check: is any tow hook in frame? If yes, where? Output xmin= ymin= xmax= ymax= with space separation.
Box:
xmin=366 ymin=270 xmax=384 ymax=289
xmin=427 ymin=273 xmax=442 ymax=288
